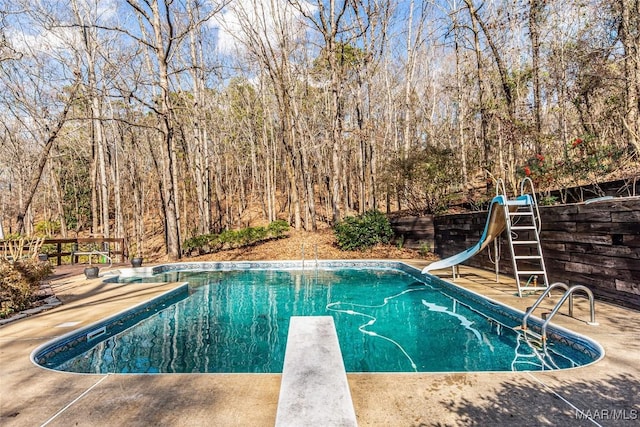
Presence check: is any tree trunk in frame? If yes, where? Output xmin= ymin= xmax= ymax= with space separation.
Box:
xmin=50 ymin=159 xmax=68 ymax=238
xmin=16 ymin=82 xmax=79 ymax=234
xmin=72 ymin=0 xmax=110 ymax=238
xmin=529 ymin=0 xmax=543 ymax=154
xmin=452 ymin=14 xmax=469 ymax=188
xmin=465 ymin=0 xmax=491 ymax=175
xmin=187 ymin=0 xmax=211 ymax=235
xmin=127 ymin=0 xmax=182 ymax=259
xmin=619 ymin=0 xmax=640 ymax=153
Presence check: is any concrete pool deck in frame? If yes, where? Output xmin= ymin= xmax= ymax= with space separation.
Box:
xmin=1 ymin=262 xmax=638 ymax=426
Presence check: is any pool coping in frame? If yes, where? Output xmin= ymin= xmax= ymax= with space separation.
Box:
xmin=1 ymin=260 xmax=639 ymax=426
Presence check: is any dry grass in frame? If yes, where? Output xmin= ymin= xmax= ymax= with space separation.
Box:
xmin=180 ymin=228 xmax=436 ymax=263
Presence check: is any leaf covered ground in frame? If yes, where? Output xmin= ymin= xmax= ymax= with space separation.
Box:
xmin=185 ymin=229 xmax=435 ymax=262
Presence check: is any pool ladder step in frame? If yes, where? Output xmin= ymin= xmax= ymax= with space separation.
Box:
xmin=518 ymin=330 xmax=544 ymax=349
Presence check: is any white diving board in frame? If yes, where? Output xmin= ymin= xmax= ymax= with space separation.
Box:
xmin=275 ymin=316 xmax=357 ymax=427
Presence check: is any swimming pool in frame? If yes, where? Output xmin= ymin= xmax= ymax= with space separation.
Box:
xmin=32 ymin=261 xmax=603 ymax=373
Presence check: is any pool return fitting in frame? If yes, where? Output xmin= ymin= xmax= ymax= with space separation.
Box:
xmin=521 ymin=282 xmax=598 ymax=349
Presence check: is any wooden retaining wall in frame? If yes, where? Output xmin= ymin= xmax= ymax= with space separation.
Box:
xmin=428 ymin=197 xmax=640 ymax=310
xmin=390 ymin=216 xmax=435 ymax=250
xmin=542 ymin=198 xmax=640 ymax=309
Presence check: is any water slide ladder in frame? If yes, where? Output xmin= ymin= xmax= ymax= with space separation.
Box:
xmin=520 ymin=282 xmax=598 ymax=350
xmin=503 ymin=178 xmax=550 ymax=297
xmin=422 ymin=177 xmax=550 ymax=297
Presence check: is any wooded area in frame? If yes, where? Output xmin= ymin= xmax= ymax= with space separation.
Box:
xmin=1 ymin=0 xmax=639 ymax=259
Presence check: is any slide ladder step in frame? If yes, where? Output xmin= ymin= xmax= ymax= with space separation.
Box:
xmin=505 ymin=199 xmax=532 ymax=206
xmin=503 ymin=178 xmax=549 ymax=297
xmin=509 ymin=211 xmax=534 ymax=217
xmin=511 ymin=225 xmax=536 ymax=230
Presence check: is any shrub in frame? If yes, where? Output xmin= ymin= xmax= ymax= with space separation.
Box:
xmin=267 ymin=220 xmax=290 ymax=237
xmin=217 ymin=229 xmax=236 ymax=247
xmin=2 ymin=236 xmax=45 ymax=261
xmin=0 ymin=258 xmax=53 ymax=318
xmin=13 ymin=259 xmax=53 ymax=282
xmin=382 ymin=146 xmax=462 ymax=214
xmin=182 ymin=235 xmax=209 ymax=253
xmin=418 ymin=242 xmax=431 ymax=258
xmin=333 ymin=210 xmax=394 ymax=251
xmin=34 ymin=220 xmax=60 ymax=237
xmin=182 ymin=220 xmax=290 ymax=255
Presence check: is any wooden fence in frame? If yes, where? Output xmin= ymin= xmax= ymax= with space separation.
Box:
xmin=1 ymin=238 xmax=127 ymax=266
xmin=391 ymin=197 xmax=640 ymax=310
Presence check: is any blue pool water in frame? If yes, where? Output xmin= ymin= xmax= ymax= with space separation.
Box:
xmin=34 ymin=262 xmax=601 ymax=373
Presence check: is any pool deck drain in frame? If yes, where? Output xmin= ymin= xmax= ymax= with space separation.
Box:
xmin=0 ymin=261 xmax=639 ymax=426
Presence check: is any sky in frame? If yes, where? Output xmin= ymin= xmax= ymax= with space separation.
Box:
xmin=211 ymin=0 xmax=318 ymax=56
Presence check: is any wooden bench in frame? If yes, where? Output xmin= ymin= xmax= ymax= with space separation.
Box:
xmin=72 ymin=243 xmax=112 ymax=267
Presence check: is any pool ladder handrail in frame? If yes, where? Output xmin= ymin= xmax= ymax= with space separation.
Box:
xmin=522 ymin=282 xmax=598 ymax=346
xmin=300 ymin=243 xmax=319 ymax=270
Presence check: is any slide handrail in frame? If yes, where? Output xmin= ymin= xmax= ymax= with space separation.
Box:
xmin=496 ymin=178 xmax=507 ymax=197
xmin=520 ymin=177 xmax=542 ymax=233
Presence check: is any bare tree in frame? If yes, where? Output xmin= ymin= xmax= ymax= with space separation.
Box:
xmin=71 ymin=0 xmax=111 ymax=238
xmin=617 ymin=0 xmax=640 ymax=154
xmin=1 ymin=0 xmax=638 ymax=252
xmin=124 ymin=0 xmax=223 ymax=258
xmin=222 ymin=0 xmax=306 ymax=229
xmin=529 ymin=0 xmax=544 ymax=154
xmin=14 ymin=81 xmax=81 ymax=234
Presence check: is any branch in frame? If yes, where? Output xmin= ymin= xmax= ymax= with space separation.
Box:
xmin=16 ymin=77 xmax=82 ymax=234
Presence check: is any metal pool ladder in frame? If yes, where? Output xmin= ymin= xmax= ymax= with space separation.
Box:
xmin=521 ymin=282 xmax=598 ymax=349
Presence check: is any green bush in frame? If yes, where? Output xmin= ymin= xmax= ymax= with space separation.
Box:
xmin=418 ymin=242 xmax=431 ymax=258
xmin=267 ymin=220 xmax=290 ymax=237
xmin=34 ymin=220 xmax=60 ymax=237
xmin=333 ymin=210 xmax=394 ymax=251
xmin=182 ymin=235 xmax=208 ymax=253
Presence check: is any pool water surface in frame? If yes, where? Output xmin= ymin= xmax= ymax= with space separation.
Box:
xmin=33 ymin=262 xmax=602 ymax=374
